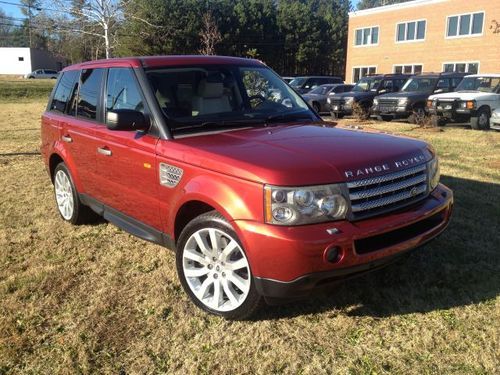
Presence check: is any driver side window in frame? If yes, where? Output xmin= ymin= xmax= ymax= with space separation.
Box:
xmin=241 ymin=70 xmax=276 ymax=109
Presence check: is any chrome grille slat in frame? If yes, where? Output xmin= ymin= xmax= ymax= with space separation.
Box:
xmin=347 ymin=163 xmax=429 ymax=220
xmin=349 ymin=174 xmax=427 ymax=200
xmin=351 ymin=184 xmax=427 ymax=213
xmin=347 ymin=164 xmax=426 ymax=188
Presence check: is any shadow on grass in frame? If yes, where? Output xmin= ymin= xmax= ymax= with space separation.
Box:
xmin=254 ymin=175 xmax=500 ymax=320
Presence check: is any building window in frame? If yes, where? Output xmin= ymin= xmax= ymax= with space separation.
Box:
xmin=447 ymin=12 xmax=484 ymax=37
xmin=443 ymin=62 xmax=479 ymax=74
xmin=355 ymin=26 xmax=379 ymax=46
xmin=353 ymin=66 xmax=376 ymax=82
xmin=18 ymin=57 xmax=24 ymax=61
xmin=396 ymin=20 xmax=426 ymax=42
xmin=394 ymin=64 xmax=423 ymax=74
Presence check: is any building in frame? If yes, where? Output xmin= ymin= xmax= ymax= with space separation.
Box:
xmin=345 ymin=0 xmax=500 ymax=83
xmin=0 ymin=47 xmax=65 ymax=76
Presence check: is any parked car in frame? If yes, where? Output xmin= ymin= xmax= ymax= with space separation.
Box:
xmin=491 ymin=107 xmax=500 ymax=130
xmin=330 ymin=74 xmax=410 ymax=118
xmin=427 ymin=74 xmax=500 ymax=130
xmin=373 ymin=72 xmax=466 ymax=123
xmin=289 ymin=76 xmax=343 ymax=94
xmin=282 ymin=76 xmax=294 ymax=83
xmin=25 ymin=69 xmax=59 ymax=79
xmin=302 ymin=84 xmax=354 ymax=113
xmin=41 ymin=56 xmax=452 ymax=319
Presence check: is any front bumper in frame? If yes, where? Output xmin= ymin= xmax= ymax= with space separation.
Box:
xmin=428 ymin=106 xmax=477 ymax=122
xmin=372 ymin=105 xmax=411 ymax=119
xmin=234 ymin=184 xmax=453 ymax=298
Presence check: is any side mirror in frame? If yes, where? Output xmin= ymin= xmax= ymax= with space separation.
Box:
xmin=434 ymin=88 xmax=444 ymax=94
xmin=378 ymin=89 xmax=387 ymax=94
xmin=106 ymin=109 xmax=148 ymax=131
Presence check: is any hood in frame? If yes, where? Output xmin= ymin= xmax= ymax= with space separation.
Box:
xmin=302 ymin=93 xmax=325 ymax=101
xmin=160 ymin=125 xmax=431 ymax=186
xmin=378 ymin=91 xmax=431 ymax=100
xmin=336 ymin=91 xmax=376 ymax=101
xmin=428 ymin=91 xmax=497 ymax=101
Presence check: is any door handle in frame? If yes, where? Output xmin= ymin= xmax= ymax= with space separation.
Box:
xmin=61 ymin=135 xmax=73 ymax=143
xmin=97 ymin=147 xmax=112 ymax=156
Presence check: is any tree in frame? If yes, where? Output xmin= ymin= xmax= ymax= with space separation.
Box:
xmin=198 ymin=11 xmax=222 ymax=55
xmin=357 ymin=0 xmax=411 ymax=10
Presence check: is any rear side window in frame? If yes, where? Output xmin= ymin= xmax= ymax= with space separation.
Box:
xmin=106 ymin=68 xmax=144 ymax=115
xmin=50 ymin=70 xmax=79 ymax=114
xmin=77 ymin=69 xmax=104 ymax=120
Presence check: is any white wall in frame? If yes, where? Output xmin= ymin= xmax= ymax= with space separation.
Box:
xmin=0 ymin=47 xmax=32 ymax=75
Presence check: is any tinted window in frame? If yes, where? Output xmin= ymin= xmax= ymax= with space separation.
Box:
xmin=417 ymin=21 xmax=426 ymax=39
xmin=50 ymin=70 xmax=79 ymax=114
xmin=397 ymin=24 xmax=405 ymax=41
xmin=448 ymin=16 xmax=458 ymax=36
xmin=106 ymin=68 xmax=144 ymax=116
xmin=472 ymin=13 xmax=483 ymax=34
xmin=459 ymin=14 xmax=471 ymax=35
xmin=77 ymin=69 xmax=104 ymax=120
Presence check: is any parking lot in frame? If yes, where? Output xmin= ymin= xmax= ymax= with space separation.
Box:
xmin=0 ymin=82 xmax=499 ymax=374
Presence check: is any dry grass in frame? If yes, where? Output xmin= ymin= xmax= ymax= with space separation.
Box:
xmin=0 ymin=99 xmax=499 ymax=374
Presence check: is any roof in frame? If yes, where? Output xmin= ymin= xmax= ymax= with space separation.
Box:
xmin=464 ymin=74 xmax=500 ymax=78
xmin=63 ymin=55 xmax=263 ymax=72
xmin=349 ymin=0 xmax=448 ymax=18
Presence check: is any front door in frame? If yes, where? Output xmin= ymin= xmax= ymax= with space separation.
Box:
xmin=92 ymin=67 xmax=162 ymax=230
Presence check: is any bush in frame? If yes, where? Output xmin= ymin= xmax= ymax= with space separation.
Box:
xmin=352 ymin=102 xmax=370 ymax=120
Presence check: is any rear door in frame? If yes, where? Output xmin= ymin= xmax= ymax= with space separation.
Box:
xmin=92 ymin=67 xmax=162 ymax=229
xmin=60 ymin=68 xmax=104 ymax=195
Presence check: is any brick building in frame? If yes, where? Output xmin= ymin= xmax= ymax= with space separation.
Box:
xmin=345 ymin=0 xmax=500 ymax=83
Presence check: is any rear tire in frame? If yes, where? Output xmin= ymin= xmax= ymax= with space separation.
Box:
xmin=471 ymin=108 xmax=490 ymax=130
xmin=53 ymin=163 xmax=98 ymax=225
xmin=176 ymin=211 xmax=263 ymax=320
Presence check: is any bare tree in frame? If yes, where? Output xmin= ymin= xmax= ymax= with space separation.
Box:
xmin=44 ymin=0 xmax=162 ymax=59
xmin=198 ymin=12 xmax=222 ymax=56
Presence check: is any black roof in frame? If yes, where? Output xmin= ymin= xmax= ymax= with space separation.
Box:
xmin=414 ymin=72 xmax=468 ymax=78
xmin=364 ymin=73 xmax=412 ymax=79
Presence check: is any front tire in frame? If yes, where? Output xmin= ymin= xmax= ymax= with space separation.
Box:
xmin=471 ymin=108 xmax=490 ymax=130
xmin=53 ymin=163 xmax=98 ymax=224
xmin=176 ymin=211 xmax=262 ymax=320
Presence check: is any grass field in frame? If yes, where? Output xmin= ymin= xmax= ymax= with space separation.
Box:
xmin=0 ymin=89 xmax=499 ymax=373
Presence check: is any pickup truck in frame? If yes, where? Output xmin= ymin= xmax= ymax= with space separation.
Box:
xmin=41 ymin=56 xmax=453 ymax=319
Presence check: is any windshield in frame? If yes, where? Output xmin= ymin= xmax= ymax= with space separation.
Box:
xmin=352 ymin=77 xmax=381 ymax=92
xmin=146 ymin=65 xmax=312 ymax=133
xmin=455 ymin=76 xmax=500 ymax=93
xmin=309 ymin=85 xmax=333 ymax=95
xmin=289 ymin=77 xmax=307 ymax=88
xmin=401 ymin=77 xmax=438 ymax=92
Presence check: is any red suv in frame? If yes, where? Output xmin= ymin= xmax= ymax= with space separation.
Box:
xmin=41 ymin=56 xmax=453 ymax=319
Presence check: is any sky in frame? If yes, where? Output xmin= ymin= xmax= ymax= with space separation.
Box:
xmin=1 ymin=0 xmax=362 ymax=21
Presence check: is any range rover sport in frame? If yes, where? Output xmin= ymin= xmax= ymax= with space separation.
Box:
xmin=41 ymin=56 xmax=453 ymax=319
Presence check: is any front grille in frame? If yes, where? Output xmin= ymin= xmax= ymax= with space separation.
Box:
xmin=348 ymin=164 xmax=428 ymax=220
xmin=436 ymin=99 xmax=458 ymax=111
xmin=378 ymin=98 xmax=398 ymax=112
xmin=330 ymin=99 xmax=344 ymax=107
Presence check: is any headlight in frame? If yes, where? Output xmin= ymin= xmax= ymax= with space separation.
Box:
xmin=428 ymin=157 xmax=440 ymax=191
xmin=327 ymin=97 xmax=331 ymax=104
xmin=344 ymin=97 xmax=354 ymax=106
xmin=265 ymin=184 xmax=348 ymax=225
xmin=373 ymin=98 xmax=379 ymax=105
xmin=459 ymin=100 xmax=475 ymax=110
xmin=398 ymin=98 xmax=408 ymax=106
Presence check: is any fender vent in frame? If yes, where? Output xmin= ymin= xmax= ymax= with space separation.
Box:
xmin=159 ymin=163 xmax=183 ymax=188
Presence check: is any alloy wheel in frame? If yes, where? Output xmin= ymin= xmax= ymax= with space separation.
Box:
xmin=54 ymin=170 xmax=74 ymax=220
xmin=182 ymin=228 xmax=251 ymax=312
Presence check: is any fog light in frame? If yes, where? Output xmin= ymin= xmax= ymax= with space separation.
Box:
xmin=325 ymin=246 xmax=341 ymax=263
